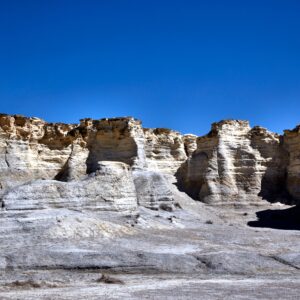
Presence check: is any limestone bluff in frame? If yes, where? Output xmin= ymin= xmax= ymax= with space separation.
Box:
xmin=0 ymin=113 xmax=299 ymax=211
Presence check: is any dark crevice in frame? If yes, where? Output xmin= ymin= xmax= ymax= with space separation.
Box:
xmin=270 ymin=255 xmax=300 ymax=270
xmin=54 ymin=159 xmax=70 ymax=182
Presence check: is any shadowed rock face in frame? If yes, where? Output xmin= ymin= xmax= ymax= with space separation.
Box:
xmin=283 ymin=125 xmax=300 ymax=202
xmin=0 ymin=114 xmax=299 ymax=208
xmin=133 ymin=170 xmax=175 ymax=210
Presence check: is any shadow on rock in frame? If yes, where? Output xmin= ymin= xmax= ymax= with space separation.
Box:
xmin=248 ymin=206 xmax=300 ymax=230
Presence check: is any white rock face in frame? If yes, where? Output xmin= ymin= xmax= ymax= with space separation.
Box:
xmin=3 ymin=161 xmax=138 ymax=212
xmin=0 ymin=114 xmax=177 ymax=212
xmin=0 ymin=114 xmax=299 ymax=209
xmin=143 ymin=128 xmax=187 ymax=175
xmin=177 ymin=120 xmax=290 ymax=205
xmin=0 ymin=115 xmax=75 ymax=196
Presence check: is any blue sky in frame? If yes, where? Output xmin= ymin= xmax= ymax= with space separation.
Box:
xmin=0 ymin=0 xmax=299 ymax=135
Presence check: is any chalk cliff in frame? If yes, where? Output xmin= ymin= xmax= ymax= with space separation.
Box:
xmin=176 ymin=120 xmax=291 ymax=205
xmin=0 ymin=113 xmax=299 ymax=209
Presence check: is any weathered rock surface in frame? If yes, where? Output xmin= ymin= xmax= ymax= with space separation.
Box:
xmin=133 ymin=170 xmax=175 ymax=210
xmin=183 ymin=134 xmax=198 ymax=157
xmin=177 ymin=120 xmax=291 ymax=205
xmin=284 ymin=125 xmax=300 ymax=202
xmin=0 ymin=114 xmax=76 ymax=195
xmin=3 ymin=162 xmax=137 ymax=212
xmin=1 ymin=114 xmax=299 ymax=207
xmin=143 ymin=128 xmax=188 ymax=175
xmin=0 ymin=114 xmax=175 ymax=211
xmin=0 ymin=113 xmax=300 ymax=299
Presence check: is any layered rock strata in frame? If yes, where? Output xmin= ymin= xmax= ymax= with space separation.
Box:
xmin=176 ymin=120 xmax=291 ymax=205
xmin=3 ymin=162 xmax=138 ymax=212
xmin=0 ymin=114 xmax=176 ymax=211
xmin=143 ymin=128 xmax=188 ymax=175
xmin=0 ymin=113 xmax=299 ymax=209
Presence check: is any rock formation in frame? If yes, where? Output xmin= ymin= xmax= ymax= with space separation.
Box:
xmin=177 ymin=120 xmax=291 ymax=205
xmin=283 ymin=125 xmax=300 ymax=202
xmin=0 ymin=113 xmax=299 ymax=209
xmin=143 ymin=128 xmax=187 ymax=175
xmin=3 ymin=162 xmax=137 ymax=212
xmin=0 ymin=114 xmax=177 ymax=212
xmin=0 ymin=113 xmax=300 ymax=299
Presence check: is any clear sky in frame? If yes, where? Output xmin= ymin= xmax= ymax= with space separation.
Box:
xmin=0 ymin=0 xmax=299 ymax=135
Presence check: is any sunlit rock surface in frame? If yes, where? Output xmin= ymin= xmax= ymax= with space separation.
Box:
xmin=0 ymin=113 xmax=299 ymax=299
xmin=1 ymin=114 xmax=297 ymax=206
xmin=143 ymin=128 xmax=187 ymax=175
xmin=177 ymin=120 xmax=291 ymax=205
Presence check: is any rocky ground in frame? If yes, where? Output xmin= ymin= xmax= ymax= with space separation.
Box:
xmin=0 ymin=199 xmax=299 ymax=299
